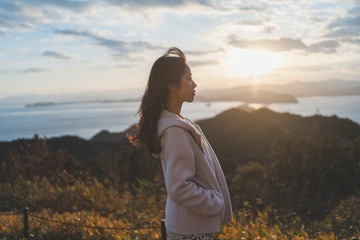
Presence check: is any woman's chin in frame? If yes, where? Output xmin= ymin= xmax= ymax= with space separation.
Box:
xmin=190 ymin=95 xmax=196 ymax=102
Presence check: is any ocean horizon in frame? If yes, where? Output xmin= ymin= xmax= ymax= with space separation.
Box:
xmin=1 ymin=95 xmax=360 ymax=142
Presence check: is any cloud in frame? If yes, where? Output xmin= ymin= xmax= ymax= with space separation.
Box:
xmin=0 ymin=0 xmax=270 ymax=39
xmin=236 ymin=19 xmax=276 ymax=34
xmin=310 ymin=17 xmax=324 ymax=23
xmin=42 ymin=50 xmax=78 ymax=60
xmin=0 ymin=1 xmax=44 ymax=30
xmin=307 ymin=40 xmax=340 ymax=53
xmin=344 ymin=38 xmax=360 ymax=45
xmin=0 ymin=0 xmax=234 ymax=36
xmin=55 ymin=29 xmax=100 ymax=38
xmin=0 ymin=1 xmax=22 ymax=13
xmin=325 ymin=27 xmax=360 ymax=39
xmin=325 ymin=7 xmax=360 ymax=41
xmin=228 ymin=35 xmax=342 ymax=53
xmin=55 ymin=29 xmax=165 ymax=60
xmin=0 ymin=29 xmax=7 ymax=37
xmin=228 ymin=36 xmax=307 ymax=52
xmin=111 ymin=53 xmax=146 ymax=62
xmin=106 ymin=0 xmax=188 ymax=9
xmin=16 ymin=0 xmax=93 ymax=13
xmin=261 ymin=26 xmax=276 ymax=34
xmin=238 ymin=5 xmax=267 ymax=12
xmin=237 ymin=20 xmax=263 ymax=26
xmin=0 ymin=0 xmax=97 ymax=35
xmin=328 ymin=7 xmax=360 ymax=30
xmin=23 ymin=68 xmax=52 ymax=74
xmin=105 ymin=0 xmax=223 ymax=11
xmin=105 ymin=0 xmax=264 ymax=13
xmin=115 ymin=63 xmax=135 ymax=68
xmin=188 ymin=60 xmax=219 ymax=67
xmin=186 ymin=48 xmax=224 ymax=56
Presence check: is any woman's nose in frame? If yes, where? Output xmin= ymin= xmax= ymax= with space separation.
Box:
xmin=192 ymin=80 xmax=197 ymax=88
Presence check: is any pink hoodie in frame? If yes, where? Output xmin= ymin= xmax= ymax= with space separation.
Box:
xmin=157 ymin=109 xmax=233 ymax=235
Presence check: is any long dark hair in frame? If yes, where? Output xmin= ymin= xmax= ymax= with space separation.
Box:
xmin=128 ymin=47 xmax=187 ymax=154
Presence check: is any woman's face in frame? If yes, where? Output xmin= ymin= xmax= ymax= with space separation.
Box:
xmin=174 ymin=65 xmax=197 ymax=103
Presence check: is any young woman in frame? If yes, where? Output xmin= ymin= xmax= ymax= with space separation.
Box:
xmin=132 ymin=47 xmax=232 ymax=240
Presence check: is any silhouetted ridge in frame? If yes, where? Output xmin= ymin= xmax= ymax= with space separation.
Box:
xmin=91 ymin=130 xmax=126 ymax=142
xmin=196 ymin=107 xmax=360 ymax=174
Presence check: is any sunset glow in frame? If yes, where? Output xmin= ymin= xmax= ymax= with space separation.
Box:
xmin=224 ymin=49 xmax=283 ymax=77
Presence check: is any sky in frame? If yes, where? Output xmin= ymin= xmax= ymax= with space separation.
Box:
xmin=0 ymin=0 xmax=359 ymax=99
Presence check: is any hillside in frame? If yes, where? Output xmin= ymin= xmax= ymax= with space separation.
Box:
xmin=198 ymin=107 xmax=360 ymax=173
xmin=1 ymin=107 xmax=360 ymax=239
xmin=88 ymin=107 xmax=360 ymax=174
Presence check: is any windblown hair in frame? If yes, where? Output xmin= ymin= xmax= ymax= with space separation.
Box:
xmin=128 ymin=47 xmax=186 ymax=154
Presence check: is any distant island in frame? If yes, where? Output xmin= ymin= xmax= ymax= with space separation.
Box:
xmin=25 ymin=98 xmax=140 ymax=107
xmin=196 ymin=89 xmax=297 ymax=103
xmin=26 ymin=102 xmax=58 ymax=107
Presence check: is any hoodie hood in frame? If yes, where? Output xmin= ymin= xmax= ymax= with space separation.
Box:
xmin=157 ymin=109 xmax=204 ymax=152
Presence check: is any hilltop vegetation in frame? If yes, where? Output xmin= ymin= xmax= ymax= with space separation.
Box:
xmin=1 ymin=107 xmax=360 ymax=239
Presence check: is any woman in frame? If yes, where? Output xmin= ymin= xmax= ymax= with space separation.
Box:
xmin=131 ymin=47 xmax=232 ymax=240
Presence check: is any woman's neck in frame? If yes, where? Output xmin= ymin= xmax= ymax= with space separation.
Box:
xmin=164 ymin=97 xmax=183 ymax=116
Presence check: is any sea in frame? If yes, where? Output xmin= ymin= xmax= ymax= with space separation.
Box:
xmin=1 ymin=95 xmax=360 ymax=142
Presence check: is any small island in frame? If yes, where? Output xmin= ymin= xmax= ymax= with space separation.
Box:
xmin=25 ymin=98 xmax=140 ymax=108
xmin=196 ymin=88 xmax=298 ymax=103
xmin=25 ymin=102 xmax=57 ymax=107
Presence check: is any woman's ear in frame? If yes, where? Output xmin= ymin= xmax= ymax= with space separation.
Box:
xmin=168 ymin=83 xmax=178 ymax=93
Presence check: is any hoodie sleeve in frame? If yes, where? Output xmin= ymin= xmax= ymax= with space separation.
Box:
xmin=160 ymin=127 xmax=224 ymax=217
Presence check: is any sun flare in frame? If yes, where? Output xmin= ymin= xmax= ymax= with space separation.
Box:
xmin=224 ymin=49 xmax=283 ymax=78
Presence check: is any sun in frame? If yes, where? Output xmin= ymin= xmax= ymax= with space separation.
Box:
xmin=224 ymin=49 xmax=283 ymax=78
